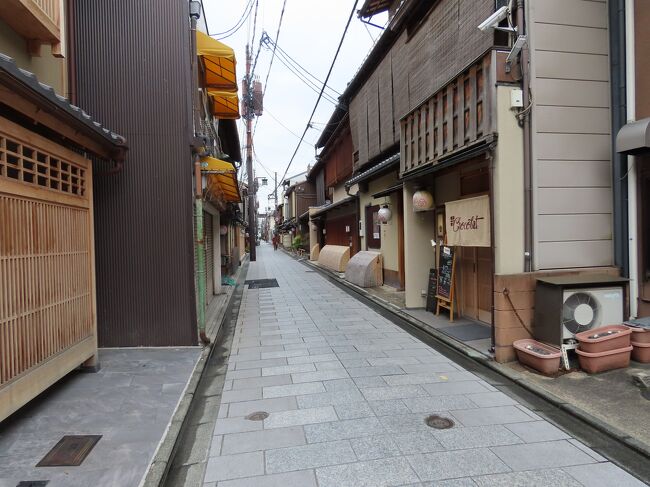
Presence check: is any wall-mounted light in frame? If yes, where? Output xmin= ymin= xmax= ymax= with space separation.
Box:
xmin=189 ymin=1 xmax=201 ymax=19
xmin=220 ymin=225 xmax=228 ymax=235
xmin=413 ymin=189 xmax=435 ymax=212
xmin=378 ymin=205 xmax=392 ymax=223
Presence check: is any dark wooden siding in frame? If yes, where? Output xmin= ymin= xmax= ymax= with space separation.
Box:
xmin=73 ymin=0 xmax=197 ymax=346
xmin=324 ymin=127 xmax=354 ymax=189
xmin=348 ymin=0 xmax=494 ymax=166
xmin=295 ymin=181 xmax=316 ymax=217
xmin=315 ymin=170 xmax=326 ymax=206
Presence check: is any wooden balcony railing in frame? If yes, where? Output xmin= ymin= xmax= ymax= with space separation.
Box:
xmin=400 ymin=52 xmax=495 ymax=176
xmin=0 ymin=0 xmax=63 ymax=57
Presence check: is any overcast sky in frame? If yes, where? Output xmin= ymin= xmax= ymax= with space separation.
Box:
xmin=201 ymin=0 xmax=387 ymax=212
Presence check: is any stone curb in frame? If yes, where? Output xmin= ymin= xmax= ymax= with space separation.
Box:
xmin=299 ymin=255 xmax=650 ymax=461
xmin=138 ymin=256 xmax=249 ymax=487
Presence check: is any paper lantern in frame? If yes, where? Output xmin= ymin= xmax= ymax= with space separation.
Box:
xmin=378 ymin=205 xmax=392 ymax=223
xmin=219 ymin=225 xmax=228 ymax=235
xmin=413 ymin=190 xmax=434 ymax=212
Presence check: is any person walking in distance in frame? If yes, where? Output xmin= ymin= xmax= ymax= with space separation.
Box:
xmin=272 ymin=233 xmax=278 ymax=251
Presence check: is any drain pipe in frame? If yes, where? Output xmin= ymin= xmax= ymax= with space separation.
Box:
xmin=625 ymin=0 xmax=638 ymax=317
xmin=517 ymin=0 xmax=533 ymax=272
xmin=190 ymin=2 xmax=210 ymax=345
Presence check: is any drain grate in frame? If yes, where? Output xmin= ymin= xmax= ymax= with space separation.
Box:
xmin=245 ymin=411 xmax=269 ymax=421
xmin=425 ymin=415 xmax=455 ymax=429
xmin=16 ymin=482 xmax=49 ymax=487
xmin=36 ymin=435 xmax=101 ymax=467
xmin=245 ymin=279 xmax=279 ymax=289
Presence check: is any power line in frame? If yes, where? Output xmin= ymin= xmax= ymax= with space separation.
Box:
xmin=273 ymin=0 xmax=359 ymax=196
xmin=262 ymin=0 xmax=288 ymax=100
xmin=250 ymin=0 xmax=259 ymax=48
xmin=271 ymin=53 xmax=339 ymax=105
xmin=215 ymin=0 xmax=255 ymax=39
xmin=261 ymin=34 xmax=341 ymax=98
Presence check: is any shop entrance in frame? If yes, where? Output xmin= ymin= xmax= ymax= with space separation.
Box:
xmin=458 ymin=246 xmax=492 ymax=324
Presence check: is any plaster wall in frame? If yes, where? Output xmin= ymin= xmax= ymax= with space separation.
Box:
xmin=403 ymin=181 xmax=436 ymax=307
xmin=0 ymin=18 xmax=67 ymax=96
xmin=359 ymin=172 xmax=400 ymax=272
xmin=494 ymin=86 xmax=525 ymax=275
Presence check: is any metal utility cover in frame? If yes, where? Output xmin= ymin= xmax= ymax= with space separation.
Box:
xmin=36 ymin=435 xmax=101 ymax=467
xmin=16 ymin=482 xmax=49 ymax=487
xmin=245 ymin=279 xmax=279 ymax=289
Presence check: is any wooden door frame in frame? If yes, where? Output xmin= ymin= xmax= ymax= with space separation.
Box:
xmin=397 ymin=192 xmax=405 ymax=290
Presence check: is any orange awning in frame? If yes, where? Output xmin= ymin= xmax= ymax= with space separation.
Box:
xmin=200 ymin=156 xmax=240 ymax=203
xmin=209 ymin=91 xmax=240 ymax=120
xmin=197 ymin=31 xmax=237 ymax=92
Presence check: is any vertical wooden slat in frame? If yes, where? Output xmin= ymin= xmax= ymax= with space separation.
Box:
xmin=0 ymin=118 xmax=95 ymax=393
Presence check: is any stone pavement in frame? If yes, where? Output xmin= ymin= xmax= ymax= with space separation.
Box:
xmin=203 ymin=244 xmax=647 ymax=487
xmin=0 ymin=347 xmax=201 ymax=487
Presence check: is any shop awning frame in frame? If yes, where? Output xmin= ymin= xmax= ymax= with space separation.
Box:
xmin=197 ymin=31 xmax=237 ymax=92
xmin=200 ymin=156 xmax=240 ymax=203
xmin=209 ymin=91 xmax=240 ymax=120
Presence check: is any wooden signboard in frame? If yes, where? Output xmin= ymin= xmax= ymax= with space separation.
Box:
xmin=425 ymin=268 xmax=437 ymax=312
xmin=436 ymin=246 xmax=457 ymax=321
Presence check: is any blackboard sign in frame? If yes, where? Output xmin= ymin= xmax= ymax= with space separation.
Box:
xmin=436 ymin=246 xmax=455 ymax=300
xmin=425 ymin=268 xmax=437 ymax=312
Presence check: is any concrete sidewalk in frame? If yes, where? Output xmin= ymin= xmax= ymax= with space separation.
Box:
xmin=0 ymin=348 xmax=201 ymax=487
xmin=202 ymin=244 xmax=646 ymax=486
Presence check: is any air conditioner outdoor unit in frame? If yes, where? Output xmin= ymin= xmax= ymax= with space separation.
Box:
xmin=533 ymin=275 xmax=628 ymax=346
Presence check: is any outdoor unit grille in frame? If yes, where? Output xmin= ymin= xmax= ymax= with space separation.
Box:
xmin=533 ymin=276 xmax=628 ymax=346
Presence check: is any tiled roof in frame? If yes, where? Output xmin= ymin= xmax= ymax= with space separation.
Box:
xmin=0 ymin=53 xmax=126 ymax=148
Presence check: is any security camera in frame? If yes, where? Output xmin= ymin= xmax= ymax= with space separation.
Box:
xmin=478 ymin=6 xmax=512 ymax=32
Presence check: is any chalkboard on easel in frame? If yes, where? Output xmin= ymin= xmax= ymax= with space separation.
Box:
xmin=436 ymin=246 xmax=455 ymax=300
xmin=436 ymin=245 xmax=457 ymax=321
xmin=425 ymin=268 xmax=437 ymax=312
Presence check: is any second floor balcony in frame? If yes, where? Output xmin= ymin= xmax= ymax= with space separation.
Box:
xmin=0 ymin=0 xmax=62 ymax=57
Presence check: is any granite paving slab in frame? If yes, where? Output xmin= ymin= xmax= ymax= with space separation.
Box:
xmin=201 ymin=245 xmax=642 ymax=487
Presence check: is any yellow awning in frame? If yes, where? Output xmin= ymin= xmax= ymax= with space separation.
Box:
xmin=200 ymin=156 xmax=240 ymax=203
xmin=209 ymin=91 xmax=240 ymax=120
xmin=197 ymin=31 xmax=237 ymax=92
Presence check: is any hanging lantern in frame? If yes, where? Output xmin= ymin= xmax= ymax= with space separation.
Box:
xmin=377 ymin=205 xmax=392 ymax=223
xmin=219 ymin=225 xmax=228 ymax=235
xmin=413 ymin=189 xmax=434 ymax=212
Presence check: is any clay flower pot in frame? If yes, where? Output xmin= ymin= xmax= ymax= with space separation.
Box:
xmin=575 ymin=324 xmax=631 ymax=353
xmin=513 ymin=339 xmax=561 ymax=375
xmin=631 ymin=341 xmax=650 ymax=363
xmin=630 ymin=326 xmax=650 ymax=344
xmin=576 ymin=346 xmax=633 ymax=374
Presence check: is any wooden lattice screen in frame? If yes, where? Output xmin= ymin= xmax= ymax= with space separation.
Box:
xmin=0 ymin=116 xmax=97 ymax=421
xmin=400 ymin=52 xmax=493 ymax=175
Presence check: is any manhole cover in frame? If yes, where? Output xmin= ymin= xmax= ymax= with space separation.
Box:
xmin=245 ymin=279 xmax=279 ymax=289
xmin=36 ymin=435 xmax=101 ymax=467
xmin=16 ymin=482 xmax=49 ymax=487
xmin=245 ymin=411 xmax=269 ymax=421
xmin=425 ymin=415 xmax=454 ymax=429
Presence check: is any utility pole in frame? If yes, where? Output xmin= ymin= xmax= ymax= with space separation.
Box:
xmin=274 ymin=171 xmax=278 ymax=209
xmin=245 ymin=45 xmax=257 ymax=261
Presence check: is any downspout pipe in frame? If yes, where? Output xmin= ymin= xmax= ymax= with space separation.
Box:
xmin=517 ymin=0 xmax=533 ymax=272
xmin=190 ymin=3 xmax=210 ymax=345
xmin=624 ymin=0 xmax=637 ymax=317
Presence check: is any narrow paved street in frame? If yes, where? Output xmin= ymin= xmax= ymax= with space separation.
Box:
xmin=201 ymin=244 xmax=645 ymax=487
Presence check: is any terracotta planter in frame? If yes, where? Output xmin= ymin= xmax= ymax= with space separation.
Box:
xmin=513 ymin=339 xmax=561 ymax=375
xmin=631 ymin=341 xmax=650 ymax=363
xmin=576 ymin=346 xmax=632 ymax=374
xmin=630 ymin=326 xmax=650 ymax=344
xmin=575 ymin=325 xmax=631 ymax=353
